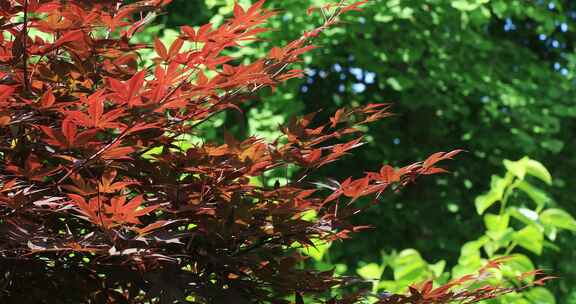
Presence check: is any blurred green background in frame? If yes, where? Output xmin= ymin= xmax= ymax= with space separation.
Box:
xmin=145 ymin=0 xmax=576 ymax=302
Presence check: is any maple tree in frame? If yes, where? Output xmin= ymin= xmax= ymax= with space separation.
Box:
xmin=0 ymin=0 xmax=551 ymax=303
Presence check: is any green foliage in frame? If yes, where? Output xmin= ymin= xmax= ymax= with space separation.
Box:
xmin=455 ymin=157 xmax=571 ymax=303
xmin=305 ymin=157 xmax=572 ymax=303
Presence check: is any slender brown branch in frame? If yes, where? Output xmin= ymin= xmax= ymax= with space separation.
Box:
xmin=22 ymin=0 xmax=29 ymax=92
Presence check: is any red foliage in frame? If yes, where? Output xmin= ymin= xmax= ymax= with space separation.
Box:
xmin=0 ymin=0 xmax=543 ymax=303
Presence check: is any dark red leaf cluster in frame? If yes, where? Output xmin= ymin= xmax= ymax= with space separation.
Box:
xmin=0 ymin=1 xmax=542 ymax=303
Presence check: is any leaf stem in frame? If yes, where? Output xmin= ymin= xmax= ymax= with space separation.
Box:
xmin=22 ymin=0 xmax=29 ymax=92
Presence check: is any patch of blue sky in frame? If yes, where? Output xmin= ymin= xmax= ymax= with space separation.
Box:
xmin=352 ymin=83 xmax=366 ymax=93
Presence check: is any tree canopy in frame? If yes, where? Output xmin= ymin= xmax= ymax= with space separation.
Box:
xmin=159 ymin=0 xmax=576 ymax=302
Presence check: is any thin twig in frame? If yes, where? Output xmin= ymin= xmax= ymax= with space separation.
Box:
xmin=22 ymin=0 xmax=29 ymax=92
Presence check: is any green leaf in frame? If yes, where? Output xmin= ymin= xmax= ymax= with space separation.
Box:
xmin=517 ymin=181 xmax=551 ymax=208
xmin=525 ymin=287 xmax=556 ymax=304
xmin=300 ymin=209 xmax=317 ymax=222
xmin=141 ymin=146 xmax=163 ymax=159
xmin=513 ymin=225 xmax=544 ymax=255
xmin=458 ymin=237 xmax=488 ymax=265
xmin=483 ymin=240 xmax=500 ymax=257
xmin=508 ymin=206 xmax=539 ymax=225
xmin=501 ymin=254 xmax=535 ymax=279
xmin=374 ymin=13 xmax=394 ymax=23
xmin=313 ymin=261 xmax=334 ymax=272
xmin=451 ymin=0 xmax=489 ymax=11
xmin=392 ymin=249 xmax=428 ymax=282
xmin=492 ymin=228 xmax=515 ymax=248
xmin=503 ymin=158 xmax=526 ymax=180
xmin=386 ymin=77 xmax=403 ymax=91
xmin=543 ymin=223 xmax=558 ymax=241
xmin=475 ymin=175 xmax=509 ymax=214
xmin=543 ymin=240 xmax=561 ymax=252
xmin=475 ymin=192 xmax=498 ymax=215
xmin=356 ymin=263 xmax=382 ymax=280
xmin=541 ymin=139 xmax=564 ymax=153
xmin=524 ymin=158 xmax=552 ymax=185
xmin=429 ymin=260 xmax=446 ymax=278
xmin=378 ymin=280 xmax=404 ymax=294
xmin=484 ymin=213 xmax=509 ymax=233
xmin=491 ymin=1 xmax=508 ymax=17
xmin=540 ymin=208 xmax=576 ymax=232
xmin=300 ymin=239 xmax=331 ymax=262
xmin=334 ymin=263 xmax=348 ymax=275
